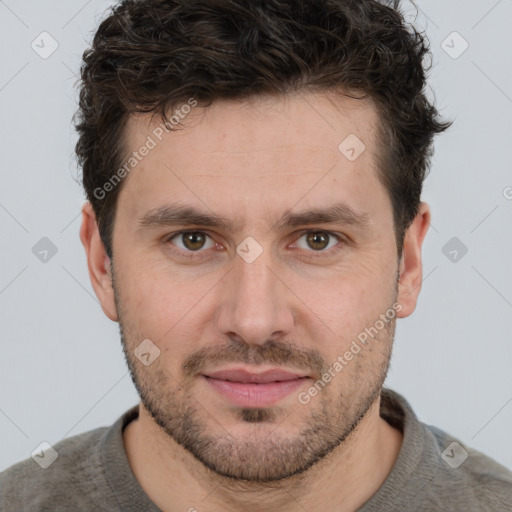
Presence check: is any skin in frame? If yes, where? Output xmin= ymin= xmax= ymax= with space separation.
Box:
xmin=80 ymin=91 xmax=430 ymax=512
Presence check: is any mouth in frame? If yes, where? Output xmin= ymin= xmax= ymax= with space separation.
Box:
xmin=201 ymin=367 xmax=311 ymax=408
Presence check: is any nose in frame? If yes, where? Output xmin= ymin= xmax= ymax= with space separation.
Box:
xmin=216 ymin=249 xmax=295 ymax=346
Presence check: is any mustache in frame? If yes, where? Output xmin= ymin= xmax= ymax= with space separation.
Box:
xmin=182 ymin=338 xmax=327 ymax=379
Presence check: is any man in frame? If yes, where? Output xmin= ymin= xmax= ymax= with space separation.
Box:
xmin=1 ymin=0 xmax=511 ymax=510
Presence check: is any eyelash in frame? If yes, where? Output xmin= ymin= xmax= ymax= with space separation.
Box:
xmin=163 ymin=230 xmax=346 ymax=259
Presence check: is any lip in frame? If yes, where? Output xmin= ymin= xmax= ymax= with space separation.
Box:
xmin=203 ymin=368 xmax=308 ymax=383
xmin=201 ymin=367 xmax=311 ymax=408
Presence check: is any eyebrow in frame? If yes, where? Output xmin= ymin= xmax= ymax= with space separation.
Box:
xmin=136 ymin=202 xmax=371 ymax=232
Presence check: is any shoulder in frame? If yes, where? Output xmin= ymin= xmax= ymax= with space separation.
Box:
xmin=378 ymin=388 xmax=512 ymax=512
xmin=0 ymin=426 xmax=115 ymax=512
xmin=421 ymin=423 xmax=512 ymax=511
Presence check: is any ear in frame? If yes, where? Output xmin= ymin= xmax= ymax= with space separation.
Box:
xmin=396 ymin=202 xmax=431 ymax=318
xmin=79 ymin=202 xmax=118 ymax=322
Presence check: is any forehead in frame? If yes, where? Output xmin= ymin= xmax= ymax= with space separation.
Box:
xmin=123 ymin=91 xmax=380 ymax=169
xmin=116 ymin=92 xmax=388 ymax=227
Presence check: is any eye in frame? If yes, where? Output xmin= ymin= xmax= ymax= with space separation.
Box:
xmin=167 ymin=231 xmax=216 ymax=252
xmin=293 ymin=230 xmax=343 ymax=252
xmin=164 ymin=229 xmax=345 ymax=259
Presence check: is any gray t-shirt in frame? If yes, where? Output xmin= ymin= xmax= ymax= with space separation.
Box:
xmin=1 ymin=387 xmax=511 ymax=511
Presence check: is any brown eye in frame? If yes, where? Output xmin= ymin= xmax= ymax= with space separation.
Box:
xmin=183 ymin=232 xmax=206 ymax=250
xmin=293 ymin=230 xmax=342 ymax=254
xmin=169 ymin=231 xmax=215 ymax=252
xmin=306 ymin=231 xmax=331 ymax=251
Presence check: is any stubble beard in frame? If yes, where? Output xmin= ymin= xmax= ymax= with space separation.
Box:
xmin=113 ymin=272 xmax=396 ymax=482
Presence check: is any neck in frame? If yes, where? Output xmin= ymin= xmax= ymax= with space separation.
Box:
xmin=123 ymin=395 xmax=403 ymax=512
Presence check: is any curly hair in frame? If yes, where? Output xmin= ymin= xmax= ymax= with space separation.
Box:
xmin=74 ymin=0 xmax=452 ymax=259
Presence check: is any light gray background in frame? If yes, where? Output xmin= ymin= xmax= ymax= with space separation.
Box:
xmin=1 ymin=0 xmax=511 ymax=473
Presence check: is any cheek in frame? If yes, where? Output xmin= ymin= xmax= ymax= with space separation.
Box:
xmin=118 ymin=261 xmax=217 ymax=355
xmin=293 ymin=255 xmax=397 ymax=359
xmin=115 ymin=260 xmax=180 ymax=339
xmin=307 ymin=255 xmax=395 ymax=320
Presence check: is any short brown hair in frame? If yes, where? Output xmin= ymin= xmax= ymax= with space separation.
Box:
xmin=74 ymin=0 xmax=452 ymax=258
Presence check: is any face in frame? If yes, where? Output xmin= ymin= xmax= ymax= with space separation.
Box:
xmin=94 ymin=92 xmax=412 ymax=481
